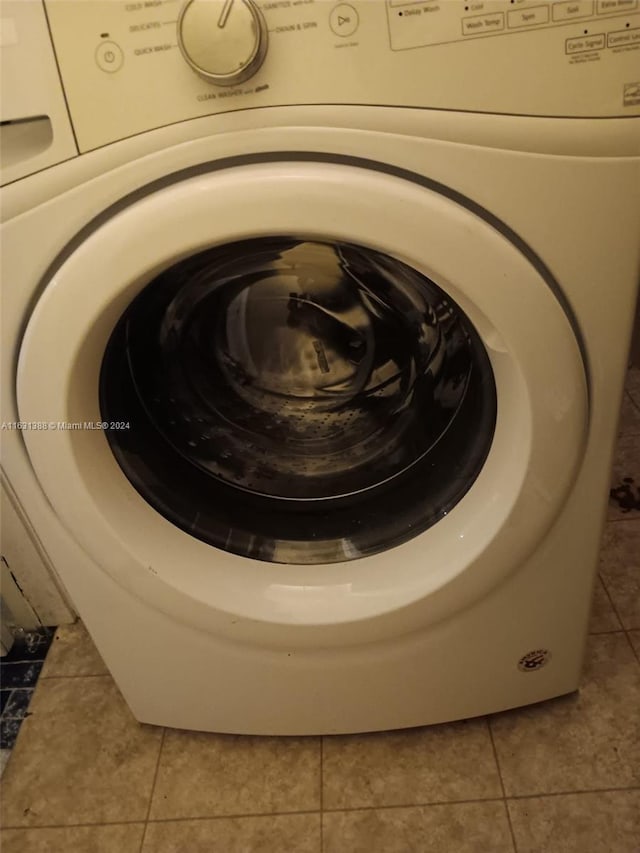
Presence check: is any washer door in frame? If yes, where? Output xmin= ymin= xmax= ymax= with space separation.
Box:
xmin=98 ymin=234 xmax=496 ymax=565
xmin=18 ymin=161 xmax=587 ymax=647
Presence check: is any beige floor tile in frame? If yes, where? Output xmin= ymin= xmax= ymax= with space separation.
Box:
xmin=142 ymin=813 xmax=320 ymax=852
xmin=628 ymin=629 xmax=640 ymax=657
xmin=508 ymin=790 xmax=640 ymax=853
xmin=598 ymin=521 xmax=640 ymax=629
xmin=40 ymin=621 xmax=109 ymax=678
xmin=489 ymin=633 xmax=640 ymax=796
xmin=588 ymin=576 xmax=622 ymax=633
xmin=608 ymin=433 xmax=640 ymax=520
xmin=0 ymin=824 xmax=145 ymax=853
xmin=0 ymin=676 xmax=162 ymax=827
xmin=322 ymin=719 xmax=502 ymax=810
xmin=322 ymin=801 xmax=515 ymax=853
xmin=149 ymin=731 xmax=320 ymax=820
xmin=0 ymin=750 xmax=10 ymax=779
xmin=618 ymin=393 xmax=640 ymax=436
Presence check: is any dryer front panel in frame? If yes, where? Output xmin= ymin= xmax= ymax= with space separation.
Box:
xmin=17 ymin=159 xmax=587 ymax=647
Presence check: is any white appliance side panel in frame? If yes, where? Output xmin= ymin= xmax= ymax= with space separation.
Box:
xmin=0 ymin=477 xmax=75 ymax=627
xmin=43 ymin=0 xmax=640 ymax=151
xmin=0 ymin=0 xmax=77 ymax=183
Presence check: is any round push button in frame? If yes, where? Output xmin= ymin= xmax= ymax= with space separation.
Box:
xmin=330 ymin=3 xmax=359 ymax=37
xmin=95 ymin=41 xmax=124 ymax=73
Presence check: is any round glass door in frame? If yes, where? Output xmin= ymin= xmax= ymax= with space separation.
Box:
xmin=100 ymin=236 xmax=496 ymax=564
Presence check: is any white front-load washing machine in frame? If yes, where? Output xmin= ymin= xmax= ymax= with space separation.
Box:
xmin=1 ymin=0 xmax=639 ymax=735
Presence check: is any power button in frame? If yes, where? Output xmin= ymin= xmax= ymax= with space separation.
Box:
xmin=95 ymin=41 xmax=124 ymax=73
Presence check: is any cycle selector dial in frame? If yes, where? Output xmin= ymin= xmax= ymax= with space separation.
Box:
xmin=178 ymin=0 xmax=268 ymax=86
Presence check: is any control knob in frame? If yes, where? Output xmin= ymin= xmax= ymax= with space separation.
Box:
xmin=178 ymin=0 xmax=268 ymax=86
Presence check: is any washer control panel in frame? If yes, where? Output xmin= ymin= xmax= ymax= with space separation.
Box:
xmin=388 ymin=0 xmax=639 ymax=50
xmin=40 ymin=0 xmax=640 ymax=151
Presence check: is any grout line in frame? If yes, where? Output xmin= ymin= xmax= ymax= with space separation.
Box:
xmin=0 ymin=809 xmax=324 ymax=832
xmin=319 ymin=785 xmax=640 ymax=813
xmin=0 ymin=819 xmax=149 ymax=831
xmin=104 ymin=804 xmax=492 ymax=826
xmin=139 ymin=727 xmax=166 ymax=852
xmin=587 ymin=628 xmax=626 ymax=636
xmin=4 ymin=789 xmax=640 ymax=832
xmin=587 ymin=568 xmax=623 ymax=634
xmin=501 ymin=800 xmax=518 ymax=853
xmin=623 ymin=630 xmax=640 ymax=668
xmin=623 ymin=389 xmax=640 ymax=417
xmin=598 ymin=572 xmax=627 ymax=631
xmin=137 ymin=807 xmax=324 ymax=824
xmin=503 ymin=785 xmax=640 ymax=802
xmin=486 ymin=718 xmax=507 ymax=797
xmin=487 ymin=717 xmax=518 ymax=853
xmin=38 ymin=673 xmax=111 ymax=680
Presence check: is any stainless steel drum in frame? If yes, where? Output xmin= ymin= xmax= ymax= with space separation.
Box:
xmin=100 ymin=238 xmax=496 ymax=563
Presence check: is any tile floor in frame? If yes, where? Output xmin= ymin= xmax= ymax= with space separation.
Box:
xmin=0 ymin=628 xmax=55 ymax=767
xmin=0 ymin=370 xmax=639 ymax=853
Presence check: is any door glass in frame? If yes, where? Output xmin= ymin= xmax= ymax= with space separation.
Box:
xmin=100 ymin=238 xmax=496 ymax=563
